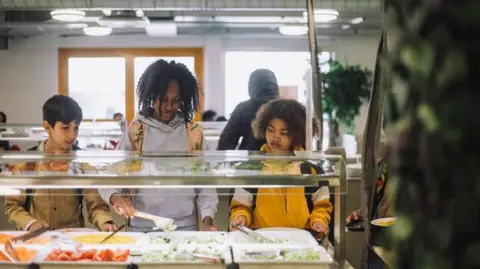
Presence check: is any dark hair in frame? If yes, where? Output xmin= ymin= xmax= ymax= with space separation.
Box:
xmin=0 ymin=111 xmax=6 ymax=123
xmin=113 ymin=112 xmax=124 ymax=119
xmin=136 ymin=59 xmax=199 ymax=123
xmin=252 ymin=99 xmax=319 ymax=148
xmin=216 ymin=116 xmax=227 ymax=122
xmin=202 ymin=110 xmax=217 ymax=121
xmin=42 ymin=95 xmax=83 ymax=127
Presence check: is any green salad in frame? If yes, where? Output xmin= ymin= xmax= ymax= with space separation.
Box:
xmin=247 ymin=249 xmax=321 ymax=261
xmin=152 ymin=234 xmax=226 ymax=244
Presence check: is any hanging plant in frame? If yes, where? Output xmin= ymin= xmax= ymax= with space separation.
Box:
xmin=385 ymin=0 xmax=480 ymax=268
xmin=322 ymin=61 xmax=372 ymax=147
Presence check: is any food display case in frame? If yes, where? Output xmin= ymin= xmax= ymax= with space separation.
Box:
xmin=0 ymin=123 xmax=123 ymax=150
xmin=0 ymin=151 xmax=350 ymax=268
xmin=0 ymin=122 xmax=226 ymax=150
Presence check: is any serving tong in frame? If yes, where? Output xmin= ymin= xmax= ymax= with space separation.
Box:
xmin=232 ymin=224 xmax=276 ymax=244
xmin=100 ymin=224 xmax=126 ymax=244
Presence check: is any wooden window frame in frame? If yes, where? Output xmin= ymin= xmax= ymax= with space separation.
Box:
xmin=58 ymin=48 xmax=205 ymax=122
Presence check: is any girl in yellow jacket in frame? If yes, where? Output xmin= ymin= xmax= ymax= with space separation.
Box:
xmin=229 ymin=99 xmax=333 ymax=234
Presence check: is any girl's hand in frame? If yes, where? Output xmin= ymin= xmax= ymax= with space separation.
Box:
xmin=229 ymin=216 xmax=247 ymax=230
xmin=311 ymin=221 xmax=329 ymax=234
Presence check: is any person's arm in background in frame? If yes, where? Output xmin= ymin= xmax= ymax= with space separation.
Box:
xmin=229 ymin=188 xmax=255 ymax=229
xmin=98 ymin=125 xmax=134 ymax=217
xmin=217 ymin=103 xmax=246 ymax=150
xmin=195 ymin=188 xmax=219 ymax=231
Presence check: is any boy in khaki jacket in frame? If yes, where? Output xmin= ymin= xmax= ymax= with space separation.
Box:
xmin=4 ymin=95 xmax=116 ymax=232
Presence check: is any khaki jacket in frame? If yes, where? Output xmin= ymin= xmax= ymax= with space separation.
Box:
xmin=5 ymin=188 xmax=114 ymax=230
xmin=4 ymin=158 xmax=114 ymax=231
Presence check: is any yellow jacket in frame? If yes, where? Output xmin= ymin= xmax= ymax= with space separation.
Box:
xmin=4 ymin=162 xmax=114 ymax=231
xmin=230 ymin=145 xmax=333 ymax=229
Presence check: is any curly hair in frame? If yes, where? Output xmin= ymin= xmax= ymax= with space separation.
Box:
xmin=136 ymin=59 xmax=199 ymax=123
xmin=252 ymin=99 xmax=319 ymax=148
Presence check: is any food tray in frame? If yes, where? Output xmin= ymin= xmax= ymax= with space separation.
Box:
xmin=232 ymin=244 xmax=335 ymax=269
xmin=0 ymin=245 xmax=40 ymax=267
xmin=148 ymin=231 xmax=227 ymax=245
xmin=33 ymin=245 xmax=134 ymax=269
xmin=64 ymin=232 xmax=149 ymax=248
xmin=0 ymin=231 xmax=54 ymax=247
xmin=227 ymin=229 xmax=319 ymax=246
xmin=133 ymin=244 xmax=228 ymax=269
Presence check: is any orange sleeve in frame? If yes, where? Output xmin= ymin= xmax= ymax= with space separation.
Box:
xmin=310 ymin=199 xmax=333 ymax=227
xmin=229 ymin=189 xmax=254 ymax=227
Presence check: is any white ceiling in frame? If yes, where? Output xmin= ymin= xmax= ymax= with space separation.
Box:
xmin=0 ymin=0 xmax=382 ymax=11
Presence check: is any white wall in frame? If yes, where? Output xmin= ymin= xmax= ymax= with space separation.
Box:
xmin=0 ymin=33 xmax=379 ymax=135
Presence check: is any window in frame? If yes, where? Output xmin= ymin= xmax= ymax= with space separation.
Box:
xmin=68 ymin=57 xmax=126 ymax=119
xmin=59 ymin=48 xmax=204 ymax=121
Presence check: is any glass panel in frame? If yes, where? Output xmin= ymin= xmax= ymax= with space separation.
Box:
xmin=133 ymin=57 xmax=195 ymax=114
xmin=68 ymin=57 xmax=126 ymax=119
xmin=0 ymin=151 xmax=343 ymax=189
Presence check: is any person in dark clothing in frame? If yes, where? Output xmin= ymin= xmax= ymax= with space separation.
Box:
xmin=202 ymin=110 xmax=217 ymax=121
xmin=0 ymin=111 xmax=10 ymax=151
xmin=217 ymin=69 xmax=279 ymax=151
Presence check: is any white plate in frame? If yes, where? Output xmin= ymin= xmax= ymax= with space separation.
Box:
xmin=371 ymin=217 xmax=396 ymax=227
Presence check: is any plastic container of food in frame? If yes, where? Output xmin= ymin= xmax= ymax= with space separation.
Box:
xmin=64 ymin=232 xmax=148 ymax=248
xmin=134 ymin=244 xmax=228 ymax=269
xmin=148 ymin=231 xmax=227 ymax=245
xmin=232 ymin=244 xmax=334 ymax=269
xmin=33 ymin=245 xmax=133 ymax=269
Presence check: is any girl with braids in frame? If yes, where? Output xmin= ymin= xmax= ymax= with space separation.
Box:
xmin=99 ymin=59 xmax=219 ymax=231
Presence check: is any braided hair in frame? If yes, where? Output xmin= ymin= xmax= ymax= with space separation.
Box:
xmin=136 ymin=59 xmax=199 ymax=123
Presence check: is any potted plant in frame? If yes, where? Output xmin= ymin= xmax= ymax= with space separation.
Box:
xmin=385 ymin=0 xmax=480 ymax=267
xmin=322 ymin=61 xmax=373 ymax=147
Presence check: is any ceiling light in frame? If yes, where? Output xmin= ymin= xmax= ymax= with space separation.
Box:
xmin=279 ymin=25 xmax=308 ymax=36
xmin=51 ymin=9 xmax=86 ymax=22
xmin=303 ymin=9 xmax=339 ymax=22
xmin=83 ymin=26 xmax=112 ymax=36
xmin=146 ymin=22 xmax=177 ymax=37
xmin=350 ymin=17 xmax=365 ymax=24
xmin=341 ymin=24 xmax=351 ymax=30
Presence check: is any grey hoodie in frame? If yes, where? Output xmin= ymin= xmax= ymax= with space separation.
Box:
xmin=99 ymin=113 xmax=218 ymax=231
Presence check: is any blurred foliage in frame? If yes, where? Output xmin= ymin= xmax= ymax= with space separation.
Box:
xmin=385 ymin=0 xmax=480 ymax=268
xmin=321 ymin=61 xmax=372 ymax=135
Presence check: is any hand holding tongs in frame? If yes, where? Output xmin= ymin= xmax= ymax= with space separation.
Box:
xmin=232 ymin=224 xmax=276 ymax=244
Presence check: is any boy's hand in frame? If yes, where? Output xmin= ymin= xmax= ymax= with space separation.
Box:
xmin=28 ymin=220 xmax=49 ymax=232
xmin=229 ymin=216 xmax=247 ymax=230
xmin=311 ymin=221 xmax=329 ymax=234
xmin=202 ymin=217 xmax=219 ymax=231
xmin=110 ymin=194 xmax=135 ymax=218
xmin=100 ymin=222 xmax=118 ymax=232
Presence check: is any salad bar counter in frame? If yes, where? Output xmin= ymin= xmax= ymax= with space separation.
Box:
xmin=0 ymin=151 xmax=349 ymax=268
xmin=0 ymin=229 xmax=337 ymax=268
